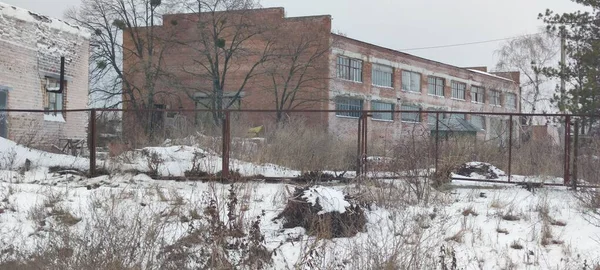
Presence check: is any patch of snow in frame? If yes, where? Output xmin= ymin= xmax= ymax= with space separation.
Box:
xmin=0 ymin=2 xmax=90 ymax=38
xmin=43 ymin=113 xmax=65 ymax=122
xmin=301 ymin=186 xmax=350 ymax=215
xmin=467 ymin=69 xmax=515 ymax=82
xmin=0 ymin=137 xmax=88 ymax=171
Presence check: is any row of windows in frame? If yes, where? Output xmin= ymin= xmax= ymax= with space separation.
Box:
xmin=336 ymin=56 xmax=518 ymax=108
xmin=335 ymin=97 xmax=500 ymax=128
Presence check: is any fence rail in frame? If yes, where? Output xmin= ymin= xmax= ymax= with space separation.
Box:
xmin=1 ymin=108 xmax=597 ymax=188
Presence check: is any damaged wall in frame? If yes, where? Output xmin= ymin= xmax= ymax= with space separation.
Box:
xmin=0 ymin=2 xmax=90 ymax=150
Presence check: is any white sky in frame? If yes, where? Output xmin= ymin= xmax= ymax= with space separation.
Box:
xmin=2 ymin=0 xmax=583 ymax=70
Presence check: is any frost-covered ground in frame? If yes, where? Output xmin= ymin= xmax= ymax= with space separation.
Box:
xmin=1 ymin=137 xmax=600 ymax=269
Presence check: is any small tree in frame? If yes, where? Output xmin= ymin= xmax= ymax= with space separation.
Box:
xmin=495 ymin=31 xmax=559 ymax=125
xmin=67 ymin=0 xmax=185 ymax=134
xmin=265 ymin=19 xmax=332 ymax=123
xmin=177 ymin=0 xmax=278 ymax=126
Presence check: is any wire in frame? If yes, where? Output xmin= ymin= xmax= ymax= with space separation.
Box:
xmin=400 ymin=32 xmax=544 ymax=51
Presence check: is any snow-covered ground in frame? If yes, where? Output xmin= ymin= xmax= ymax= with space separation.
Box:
xmin=1 ymin=137 xmax=599 ymax=269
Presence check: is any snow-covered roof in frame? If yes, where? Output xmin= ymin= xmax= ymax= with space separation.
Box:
xmin=467 ymin=69 xmax=515 ymax=83
xmin=0 ymin=1 xmax=90 ymax=38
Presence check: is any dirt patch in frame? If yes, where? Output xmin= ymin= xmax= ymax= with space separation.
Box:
xmin=274 ymin=186 xmax=366 ymax=238
xmin=453 ymin=162 xmax=505 ymax=180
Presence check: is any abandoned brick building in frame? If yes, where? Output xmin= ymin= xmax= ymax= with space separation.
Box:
xmin=123 ymin=7 xmax=520 ymax=142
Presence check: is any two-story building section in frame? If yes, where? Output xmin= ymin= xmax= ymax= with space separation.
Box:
xmin=327 ymin=34 xmax=520 ymax=143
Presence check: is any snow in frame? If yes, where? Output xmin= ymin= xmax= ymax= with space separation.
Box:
xmin=0 ymin=2 xmax=90 ymax=38
xmin=43 ymin=113 xmax=65 ymax=122
xmin=467 ymin=69 xmax=515 ymax=82
xmin=1 ymin=138 xmax=600 ymax=269
xmin=301 ymin=186 xmax=350 ymax=214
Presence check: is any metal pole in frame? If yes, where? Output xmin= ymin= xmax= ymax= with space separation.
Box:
xmin=435 ymin=112 xmax=440 ymax=174
xmin=89 ymin=109 xmax=96 ymax=177
xmin=222 ymin=110 xmax=230 ymax=179
xmin=363 ymin=113 xmax=368 ymax=175
xmin=508 ymin=115 xmax=513 ymax=183
xmin=573 ymin=120 xmax=579 ymax=190
xmin=357 ymin=114 xmax=363 ymax=176
xmin=564 ymin=115 xmax=571 ymax=186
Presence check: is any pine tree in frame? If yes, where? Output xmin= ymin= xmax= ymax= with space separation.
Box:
xmin=539 ymin=1 xmax=600 ymax=125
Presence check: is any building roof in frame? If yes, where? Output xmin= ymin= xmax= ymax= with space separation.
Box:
xmin=0 ymin=1 xmax=90 ymax=38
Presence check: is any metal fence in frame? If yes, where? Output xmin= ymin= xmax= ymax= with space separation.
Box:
xmin=1 ymin=108 xmax=598 ymax=187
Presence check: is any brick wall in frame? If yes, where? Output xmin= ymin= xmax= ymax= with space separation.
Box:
xmin=0 ymin=4 xmax=90 ymax=150
xmin=328 ymin=34 xmax=521 ymax=142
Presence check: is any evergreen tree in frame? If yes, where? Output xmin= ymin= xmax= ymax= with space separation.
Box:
xmin=539 ymin=1 xmax=600 ymax=123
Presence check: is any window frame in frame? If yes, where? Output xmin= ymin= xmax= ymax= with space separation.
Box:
xmin=400 ymin=104 xmax=421 ymax=123
xmin=470 ymin=115 xmax=486 ymax=131
xmin=371 ymin=64 xmax=393 ymax=88
xmin=335 ymin=97 xmax=364 ymax=118
xmin=371 ymin=101 xmax=394 ymax=121
xmin=451 ymin=81 xmax=466 ymax=100
xmin=489 ymin=90 xmax=501 ymax=106
xmin=402 ymin=70 xmax=422 ymax=93
xmin=471 ymin=86 xmax=485 ymax=103
xmin=44 ymin=77 xmax=64 ymax=116
xmin=336 ymin=56 xmax=363 ymax=83
xmin=427 ymin=76 xmax=445 ymax=97
xmin=506 ymin=93 xmax=517 ymax=109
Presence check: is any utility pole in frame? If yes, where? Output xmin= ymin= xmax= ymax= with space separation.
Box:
xmin=560 ymin=29 xmax=566 ymax=94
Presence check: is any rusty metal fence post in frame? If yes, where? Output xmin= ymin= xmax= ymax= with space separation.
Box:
xmin=356 ymin=112 xmax=368 ymax=177
xmin=221 ymin=110 xmax=231 ymax=179
xmin=435 ymin=112 xmax=440 ymax=175
xmin=508 ymin=115 xmax=513 ymax=183
xmin=573 ymin=120 xmax=579 ymax=190
xmin=564 ymin=115 xmax=571 ymax=186
xmin=89 ymin=109 xmax=96 ymax=177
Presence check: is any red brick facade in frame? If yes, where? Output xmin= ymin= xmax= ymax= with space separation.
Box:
xmin=123 ymin=7 xmax=520 ymax=141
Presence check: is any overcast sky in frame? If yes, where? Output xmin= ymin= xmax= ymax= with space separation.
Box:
xmin=2 ymin=0 xmax=583 ymax=70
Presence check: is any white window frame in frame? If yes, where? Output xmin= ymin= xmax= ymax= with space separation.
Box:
xmin=371 ymin=101 xmax=394 ymax=121
xmin=471 ymin=86 xmax=485 ymax=103
xmin=506 ymin=93 xmax=517 ymax=109
xmin=372 ymin=64 xmax=393 ymax=88
xmin=402 ymin=70 xmax=421 ymax=93
xmin=335 ymin=97 xmax=363 ymax=118
xmin=451 ymin=81 xmax=466 ymax=100
xmin=428 ymin=76 xmax=445 ymax=97
xmin=401 ymin=104 xmax=421 ymax=123
xmin=45 ymin=77 xmax=63 ymax=116
xmin=337 ymin=56 xmax=363 ymax=82
xmin=490 ymin=90 xmax=501 ymax=106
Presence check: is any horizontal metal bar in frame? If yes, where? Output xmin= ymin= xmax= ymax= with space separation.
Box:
xmin=451 ymin=176 xmax=600 ymax=188
xmin=1 ymin=108 xmax=599 ymax=118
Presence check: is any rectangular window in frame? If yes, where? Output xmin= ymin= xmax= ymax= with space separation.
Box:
xmin=371 ymin=101 xmax=394 ymax=121
xmin=337 ymin=56 xmax=363 ymax=82
xmin=335 ymin=97 xmax=363 ymax=118
xmin=402 ymin=71 xmax=421 ymax=93
xmin=506 ymin=93 xmax=517 ymax=109
xmin=372 ymin=64 xmax=393 ymax=87
xmin=428 ymin=76 xmax=444 ymax=96
xmin=490 ymin=90 xmax=501 ymax=105
xmin=448 ymin=113 xmax=466 ymax=120
xmin=427 ymin=108 xmax=444 ymax=126
xmin=401 ymin=104 xmax=421 ymax=122
xmin=45 ymin=77 xmax=63 ymax=115
xmin=470 ymin=115 xmax=485 ymax=130
xmin=471 ymin=86 xmax=485 ymax=103
xmin=451 ymin=81 xmax=466 ymax=100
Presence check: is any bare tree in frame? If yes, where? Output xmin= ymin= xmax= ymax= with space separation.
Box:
xmin=265 ymin=19 xmax=332 ymax=123
xmin=495 ymin=31 xmax=559 ymax=125
xmin=66 ymin=0 xmax=185 ymax=133
xmin=175 ymin=0 xmax=277 ymax=125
